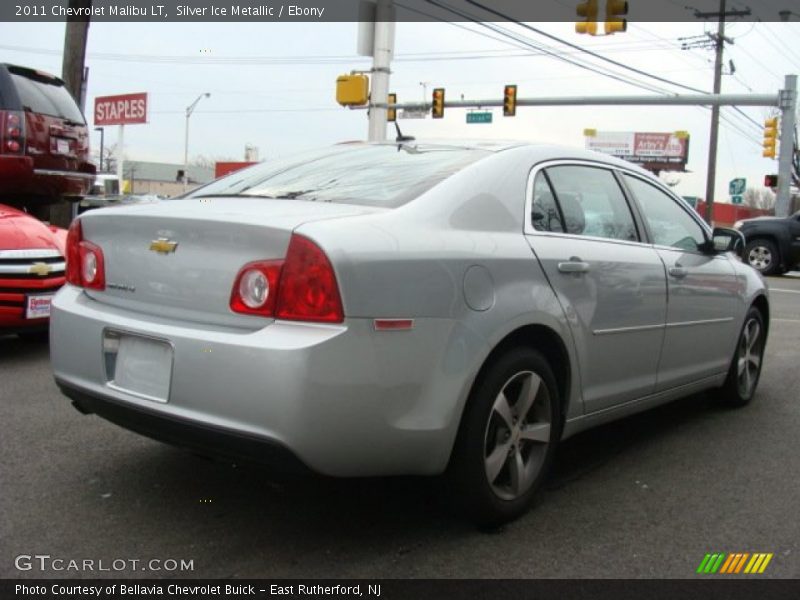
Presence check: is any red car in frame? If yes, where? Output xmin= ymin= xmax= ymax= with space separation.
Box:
xmin=0 ymin=203 xmax=66 ymax=336
xmin=0 ymin=63 xmax=95 ymax=209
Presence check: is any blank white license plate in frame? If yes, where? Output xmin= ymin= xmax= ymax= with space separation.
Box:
xmin=56 ymin=138 xmax=70 ymax=154
xmin=25 ymin=294 xmax=53 ymax=319
xmin=112 ymin=334 xmax=173 ymax=403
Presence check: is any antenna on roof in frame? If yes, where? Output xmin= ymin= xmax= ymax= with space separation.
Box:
xmin=394 ymin=122 xmax=415 ymax=143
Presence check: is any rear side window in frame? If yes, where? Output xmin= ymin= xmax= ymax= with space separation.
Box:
xmin=544 ymin=165 xmax=639 ymax=242
xmin=9 ymin=67 xmax=85 ymax=123
xmin=189 ymin=144 xmax=490 ymax=208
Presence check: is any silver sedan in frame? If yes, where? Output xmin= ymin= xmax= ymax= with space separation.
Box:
xmin=50 ymin=141 xmax=768 ymax=525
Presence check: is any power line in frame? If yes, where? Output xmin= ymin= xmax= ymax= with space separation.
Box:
xmin=459 ymin=0 xmax=711 ymax=95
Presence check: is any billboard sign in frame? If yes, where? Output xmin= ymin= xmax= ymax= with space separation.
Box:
xmin=586 ymin=131 xmax=690 ymax=172
xmin=94 ymin=93 xmax=148 ymax=126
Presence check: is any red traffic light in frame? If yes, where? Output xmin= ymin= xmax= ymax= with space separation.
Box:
xmin=764 ymin=174 xmax=778 ymax=188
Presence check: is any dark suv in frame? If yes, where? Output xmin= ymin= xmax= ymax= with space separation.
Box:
xmin=0 ymin=63 xmax=95 ymax=209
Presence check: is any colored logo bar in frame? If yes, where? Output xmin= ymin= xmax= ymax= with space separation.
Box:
xmin=697 ymin=553 xmax=774 ymax=574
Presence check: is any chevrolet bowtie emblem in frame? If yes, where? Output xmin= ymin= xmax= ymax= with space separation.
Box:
xmin=29 ymin=262 xmax=52 ymax=276
xmin=149 ymin=238 xmax=178 ymax=254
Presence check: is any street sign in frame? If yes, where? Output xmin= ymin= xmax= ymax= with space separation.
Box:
xmin=466 ymin=111 xmax=493 ymax=124
xmin=729 ymin=178 xmax=746 ymax=196
xmin=731 ymin=194 xmax=743 ymax=205
xmin=400 ymin=109 xmax=427 ymax=120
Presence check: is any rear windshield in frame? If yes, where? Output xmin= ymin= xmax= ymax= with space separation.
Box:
xmin=9 ymin=67 xmax=85 ymax=123
xmin=188 ymin=144 xmax=491 ymax=208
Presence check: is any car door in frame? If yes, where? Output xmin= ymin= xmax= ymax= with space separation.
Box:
xmin=621 ymin=173 xmax=739 ymax=390
xmin=525 ymin=162 xmax=668 ymax=413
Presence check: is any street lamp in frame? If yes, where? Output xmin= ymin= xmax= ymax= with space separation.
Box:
xmin=94 ymin=127 xmax=104 ymax=172
xmin=183 ymin=92 xmax=210 ymax=191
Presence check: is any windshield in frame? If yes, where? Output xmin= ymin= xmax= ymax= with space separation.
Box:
xmin=187 ymin=144 xmax=491 ymax=208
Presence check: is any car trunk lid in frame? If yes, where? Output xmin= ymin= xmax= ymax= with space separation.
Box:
xmin=79 ymin=198 xmax=379 ymax=328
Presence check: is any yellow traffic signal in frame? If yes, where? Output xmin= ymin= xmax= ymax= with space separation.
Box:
xmin=576 ymin=0 xmax=599 ymax=35
xmin=387 ymin=93 xmax=397 ymax=122
xmin=605 ymin=0 xmax=628 ymax=34
xmin=432 ymin=88 xmax=445 ymax=119
xmin=336 ymin=74 xmax=369 ymax=106
xmin=763 ymin=117 xmax=778 ymax=158
xmin=503 ymin=85 xmax=517 ymax=117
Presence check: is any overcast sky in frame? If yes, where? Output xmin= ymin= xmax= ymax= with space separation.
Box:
xmin=1 ymin=15 xmax=799 ymax=201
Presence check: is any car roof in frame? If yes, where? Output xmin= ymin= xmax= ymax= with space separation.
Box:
xmin=369 ymin=139 xmax=657 ymax=176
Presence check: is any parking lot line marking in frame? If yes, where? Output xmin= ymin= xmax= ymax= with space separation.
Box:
xmin=772 ymin=318 xmax=800 ymax=324
xmin=769 ymin=288 xmax=800 ymax=294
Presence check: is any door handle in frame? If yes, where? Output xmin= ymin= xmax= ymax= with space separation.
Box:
xmin=558 ymin=258 xmax=590 ymax=274
xmin=668 ymin=266 xmax=688 ymax=278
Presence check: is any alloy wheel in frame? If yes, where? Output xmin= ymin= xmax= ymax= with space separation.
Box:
xmin=737 ymin=317 xmax=764 ymax=399
xmin=483 ymin=371 xmax=552 ymax=501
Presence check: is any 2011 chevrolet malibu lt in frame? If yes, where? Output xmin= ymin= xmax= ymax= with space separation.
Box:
xmin=50 ymin=141 xmax=769 ymax=525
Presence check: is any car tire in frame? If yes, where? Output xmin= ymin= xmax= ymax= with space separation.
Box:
xmin=744 ymin=239 xmax=781 ymax=276
xmin=446 ymin=347 xmax=561 ymax=527
xmin=715 ymin=307 xmax=766 ymax=407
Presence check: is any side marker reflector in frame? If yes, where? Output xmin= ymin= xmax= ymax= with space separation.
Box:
xmin=374 ymin=319 xmax=414 ymax=331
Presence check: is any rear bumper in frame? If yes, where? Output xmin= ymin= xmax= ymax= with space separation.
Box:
xmin=50 ymin=286 xmax=469 ymax=477
xmin=0 ymin=155 xmax=94 ymax=200
xmin=59 ymin=381 xmax=312 ymax=474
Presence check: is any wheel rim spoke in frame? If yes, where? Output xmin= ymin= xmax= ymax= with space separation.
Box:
xmin=508 ymin=449 xmax=526 ymax=495
xmin=492 ymin=392 xmax=514 ymax=430
xmin=519 ymin=422 xmax=551 ymax=444
xmin=748 ymin=354 xmax=761 ymax=370
xmin=737 ymin=356 xmax=747 ymax=376
xmin=485 ymin=441 xmax=512 ymax=483
xmin=515 ymin=373 xmax=541 ymax=420
xmin=747 ymin=321 xmax=761 ymax=352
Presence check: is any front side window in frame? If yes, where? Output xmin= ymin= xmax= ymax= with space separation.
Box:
xmin=544 ymin=165 xmax=638 ymax=242
xmin=623 ymin=175 xmax=707 ymax=252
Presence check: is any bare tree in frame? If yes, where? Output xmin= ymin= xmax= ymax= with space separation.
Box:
xmin=743 ymin=187 xmax=776 ymax=210
xmin=191 ymin=154 xmax=236 ymax=169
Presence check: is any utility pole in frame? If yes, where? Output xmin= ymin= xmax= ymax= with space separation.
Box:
xmin=694 ymin=0 xmax=750 ymax=224
xmin=54 ymin=0 xmax=92 ymax=226
xmin=367 ymin=0 xmax=394 ymax=142
xmin=775 ymin=74 xmax=798 ymax=217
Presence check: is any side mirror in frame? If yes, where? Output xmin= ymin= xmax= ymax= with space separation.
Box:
xmin=711 ymin=227 xmax=745 ymax=258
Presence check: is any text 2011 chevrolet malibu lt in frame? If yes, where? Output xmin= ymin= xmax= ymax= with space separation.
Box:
xmin=51 ymin=142 xmax=768 ymax=525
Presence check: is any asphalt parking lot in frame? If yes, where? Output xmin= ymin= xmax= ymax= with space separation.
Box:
xmin=2 ymin=274 xmax=799 ymax=579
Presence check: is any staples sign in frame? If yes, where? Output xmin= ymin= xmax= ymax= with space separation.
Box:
xmin=94 ymin=93 xmax=148 ymax=126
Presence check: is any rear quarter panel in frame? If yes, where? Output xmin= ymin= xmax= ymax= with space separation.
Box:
xmin=296 ymin=149 xmax=581 ymax=460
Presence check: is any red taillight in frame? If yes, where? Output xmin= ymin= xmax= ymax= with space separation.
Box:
xmin=229 ymin=260 xmax=283 ymax=316
xmin=65 ymin=220 xmax=82 ymax=286
xmin=229 ymin=234 xmax=344 ymax=323
xmin=65 ymin=219 xmax=105 ymax=290
xmin=1 ymin=110 xmax=25 ymax=155
xmin=276 ymin=234 xmax=344 ymax=323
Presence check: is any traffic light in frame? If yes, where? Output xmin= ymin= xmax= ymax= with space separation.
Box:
xmin=387 ymin=93 xmax=397 ymax=122
xmin=432 ymin=88 xmax=445 ymax=119
xmin=605 ymin=0 xmax=628 ymax=34
xmin=335 ymin=74 xmax=369 ymax=106
xmin=503 ymin=85 xmax=517 ymax=117
xmin=763 ymin=117 xmax=778 ymax=158
xmin=764 ymin=174 xmax=778 ymax=188
xmin=576 ymin=0 xmax=599 ymax=35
